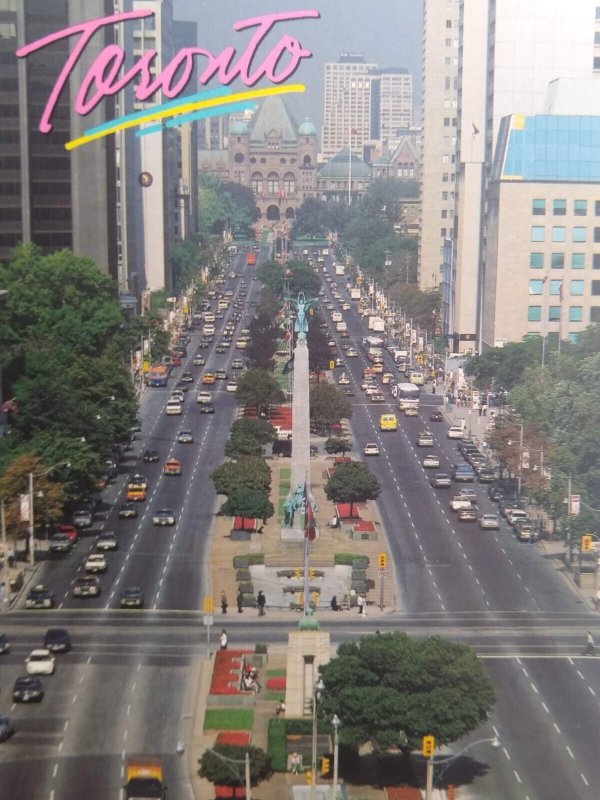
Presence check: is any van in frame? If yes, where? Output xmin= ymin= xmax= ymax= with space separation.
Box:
xmin=379 ymin=414 xmax=397 ymax=431
xmin=203 ymin=312 xmax=215 ymax=323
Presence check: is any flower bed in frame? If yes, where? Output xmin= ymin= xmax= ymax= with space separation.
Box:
xmin=210 ymin=649 xmax=253 ymax=695
xmin=216 ymin=731 xmax=251 ymax=746
xmin=265 ymin=676 xmax=286 ymax=691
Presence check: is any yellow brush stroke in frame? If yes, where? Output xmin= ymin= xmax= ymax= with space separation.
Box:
xmin=66 ymin=83 xmax=305 ymax=150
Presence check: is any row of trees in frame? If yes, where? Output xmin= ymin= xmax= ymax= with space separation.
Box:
xmin=465 ymin=327 xmax=600 ymax=534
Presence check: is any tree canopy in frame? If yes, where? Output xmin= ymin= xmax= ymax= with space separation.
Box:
xmin=310 ymin=383 xmax=352 ymax=434
xmin=318 ymin=632 xmax=496 ymax=752
xmin=224 ymin=431 xmax=264 ymax=459
xmin=235 ymin=370 xmax=285 ymax=417
xmin=324 ymin=460 xmax=380 ymax=517
xmin=307 ymin=314 xmax=333 ymax=376
xmin=324 ymin=437 xmax=352 ymax=458
xmin=211 ymin=456 xmax=271 ymax=496
xmin=245 ymin=310 xmax=279 ymax=371
xmin=198 ymin=744 xmax=271 ymax=792
xmin=230 ymin=418 xmax=276 ymax=445
xmin=218 ymin=487 xmax=274 ymax=522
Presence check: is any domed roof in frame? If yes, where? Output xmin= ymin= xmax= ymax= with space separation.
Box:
xmin=319 ymin=147 xmax=371 ymax=178
xmin=229 ymin=120 xmax=248 ymax=134
xmin=299 ymin=118 xmax=316 ymax=135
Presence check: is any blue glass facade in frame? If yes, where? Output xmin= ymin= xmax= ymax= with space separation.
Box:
xmin=493 ymin=115 xmax=600 ymax=182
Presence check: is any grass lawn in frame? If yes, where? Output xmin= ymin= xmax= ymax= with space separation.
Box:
xmin=280 ymin=468 xmax=291 ymax=480
xmin=204 ymin=708 xmax=254 ymax=731
xmin=267 ymin=669 xmax=287 ymax=677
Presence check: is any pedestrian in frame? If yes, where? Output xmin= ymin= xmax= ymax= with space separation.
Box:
xmin=290 ymin=752 xmax=302 ymax=774
xmin=482 ymin=403 xmax=488 ymax=416
xmin=221 ymin=591 xmax=228 ymax=614
xmin=220 ymin=629 xmax=228 ymax=650
xmin=357 ymin=595 xmax=364 ymax=615
xmin=584 ymin=630 xmax=595 ymax=655
xmin=361 ymin=595 xmax=367 ymax=616
xmin=257 ymin=590 xmax=266 ymax=616
xmin=237 ymin=589 xmax=244 ymax=613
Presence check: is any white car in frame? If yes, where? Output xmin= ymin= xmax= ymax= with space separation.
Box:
xmin=363 ymin=443 xmax=380 ymax=456
xmin=193 ymin=355 xmax=205 ymax=366
xmin=166 ymin=400 xmax=182 ymax=415
xmin=85 ymin=553 xmax=107 ymax=573
xmin=365 ymin=385 xmax=380 ymax=396
xmin=447 ymin=426 xmax=465 ymax=439
xmin=337 ymin=373 xmax=350 ymax=385
xmin=422 ymin=454 xmax=440 ymax=469
xmin=226 ymin=381 xmax=238 ymax=393
xmin=346 ymin=348 xmax=358 ymax=357
xmin=25 ymin=649 xmax=55 ymax=675
xmin=197 ymin=391 xmax=213 ymax=404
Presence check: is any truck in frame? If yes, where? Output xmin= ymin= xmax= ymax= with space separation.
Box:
xmin=124 ymin=757 xmax=165 ymax=799
xmin=368 ymin=316 xmax=385 ymax=332
xmin=335 ymin=264 xmax=345 ymax=276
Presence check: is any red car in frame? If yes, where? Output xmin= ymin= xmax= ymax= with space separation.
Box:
xmin=171 ymin=354 xmax=182 ymax=366
xmin=58 ymin=524 xmax=78 ymax=544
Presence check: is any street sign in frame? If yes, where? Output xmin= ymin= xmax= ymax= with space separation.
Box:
xmin=377 ymin=569 xmax=388 ymax=578
xmin=203 ymin=615 xmax=214 ymax=626
xmin=203 ymin=595 xmax=214 ymax=614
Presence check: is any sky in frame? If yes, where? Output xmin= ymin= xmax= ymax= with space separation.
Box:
xmin=174 ymin=0 xmax=424 ymax=133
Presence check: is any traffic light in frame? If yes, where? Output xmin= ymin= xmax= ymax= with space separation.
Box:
xmin=305 ymin=771 xmax=313 ymax=785
xmin=581 ymin=535 xmax=593 ymax=552
xmin=320 ymin=757 xmax=330 ymax=774
xmin=378 ymin=552 xmax=387 ymax=569
xmin=203 ymin=596 xmax=214 ymax=613
xmin=294 ymin=567 xmax=301 ymax=579
xmin=309 ymin=567 xmax=316 ymax=579
xmin=422 ymin=735 xmax=435 ymax=757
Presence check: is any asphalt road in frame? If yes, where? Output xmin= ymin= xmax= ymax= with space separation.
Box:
xmin=1 ymin=247 xmax=600 ymax=799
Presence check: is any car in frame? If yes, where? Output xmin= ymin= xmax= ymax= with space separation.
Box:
xmin=430 ymin=473 xmax=452 ymax=488
xmin=416 ymin=433 xmax=434 ymax=447
xmin=166 ymin=400 xmax=182 ymax=415
xmin=143 ymin=449 xmax=160 ymax=463
xmin=365 ymin=385 xmax=380 ymax=396
xmin=226 ymin=381 xmax=238 ymax=393
xmin=197 ymin=391 xmax=213 ymax=404
xmin=422 ymin=454 xmax=441 ymax=469
xmin=370 ymin=392 xmax=386 ymax=403
xmin=458 ymin=507 xmax=478 ymax=522
xmin=72 ymin=576 xmax=101 ymax=597
xmin=13 ymin=675 xmax=44 ymax=703
xmin=120 ymin=586 xmax=145 ymax=608
xmin=177 ymin=429 xmax=193 ymax=444
xmin=363 ymin=443 xmax=380 ymax=456
xmin=72 ymin=508 xmax=93 ymax=528
xmin=57 ymin=524 xmax=78 ymax=544
xmin=430 ymin=411 xmax=444 ymax=422
xmin=215 ymin=345 xmax=226 ymax=354
xmin=49 ymin=533 xmax=73 ymax=554
xmin=85 ymin=553 xmax=107 ymax=573
xmin=0 ymin=633 xmax=10 ymax=654
xmin=450 ymin=495 xmax=474 ymax=512
xmin=0 ymin=716 xmax=15 ymax=742
xmin=181 ymin=371 xmax=194 ymax=383
xmin=458 ymin=488 xmax=478 ymax=504
xmin=43 ymin=628 xmax=71 ymax=653
xmin=163 ymin=458 xmax=182 ymax=476
xmin=232 ymin=358 xmax=243 ymax=369
xmin=346 ymin=348 xmax=358 ymax=357
xmin=170 ymin=390 xmax=185 ymax=403
xmin=96 ymin=531 xmax=118 ymax=551
xmin=25 ymin=648 xmax=56 ymax=675
xmin=197 ymin=340 xmax=210 ymax=349
xmin=479 ymin=513 xmax=500 ymax=530
xmin=119 ymin=502 xmax=138 ymax=519
xmin=381 ymin=372 xmax=394 ymax=384
xmin=202 ymin=373 xmax=216 ymax=384
xmin=404 ymin=407 xmax=419 ymax=417
xmin=193 ymin=355 xmax=206 ymax=366
xmin=447 ymin=425 xmax=465 ymax=439
xmin=170 ymin=355 xmax=182 ymax=367
xmin=477 ymin=468 xmax=496 ymax=483
xmin=215 ymin=369 xmax=227 ymax=380
xmin=452 ymin=465 xmax=476 ymax=482
xmin=153 ymin=508 xmax=176 ymax=526
xmin=25 ymin=585 xmax=54 ymax=609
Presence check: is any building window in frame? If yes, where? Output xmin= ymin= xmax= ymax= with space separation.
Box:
xmin=592 ymin=280 xmax=600 ymax=295
xmin=528 ymin=306 xmax=541 ymax=322
xmin=552 ymin=226 xmax=566 ymax=242
xmin=446 ymin=18 xmax=452 ymax=27
xmin=595 ymin=201 xmax=600 ymax=216
xmin=569 ymin=306 xmax=583 ymax=322
xmin=530 ymin=253 xmax=544 ymax=268
xmin=529 ymin=280 xmax=544 ymax=295
xmin=267 ymin=172 xmax=279 ymax=193
xmin=548 ymin=306 xmax=560 ymax=321
xmin=251 ymin=172 xmax=263 ymax=194
xmin=574 ymin=200 xmax=587 ymax=216
xmin=532 ymin=199 xmax=545 ymax=215
xmin=549 ymin=280 xmax=562 ymax=296
xmin=283 ymin=172 xmax=295 ymax=195
xmin=591 ymin=307 xmax=600 ymax=322
xmin=553 ymin=199 xmax=566 ymax=216
xmin=594 ymin=254 xmax=600 ymax=269
xmin=594 ymin=227 xmax=600 ymax=242
xmin=573 ymin=227 xmax=587 ymax=243
xmin=594 ymin=56 xmax=600 ymax=70
xmin=571 ymin=253 xmax=585 ymax=269
xmin=570 ymin=280 xmax=584 ymax=296
xmin=551 ymin=253 xmax=564 ymax=269
xmin=531 ymin=226 xmax=545 ymax=242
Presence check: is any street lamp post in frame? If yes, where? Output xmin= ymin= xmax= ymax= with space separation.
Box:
xmin=434 ymin=736 xmax=501 ymax=793
xmin=310 ymin=677 xmax=325 ymax=800
xmin=331 ymin=714 xmax=341 ymax=800
xmin=28 ymin=461 xmax=70 ymax=565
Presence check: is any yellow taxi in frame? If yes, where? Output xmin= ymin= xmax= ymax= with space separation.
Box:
xmin=202 ymin=372 xmax=216 ymax=385
xmin=371 ymin=363 xmax=384 ymax=373
xmin=381 ymin=372 xmax=394 ymax=384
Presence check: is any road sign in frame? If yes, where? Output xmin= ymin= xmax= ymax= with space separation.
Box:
xmin=203 ymin=596 xmax=214 ymax=614
xmin=203 ymin=615 xmax=214 ymax=626
xmin=377 ymin=569 xmax=388 ymax=578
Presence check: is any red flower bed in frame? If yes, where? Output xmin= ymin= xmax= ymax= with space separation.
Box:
xmin=265 ymin=676 xmax=286 ymax=691
xmin=214 ymin=786 xmax=245 ymax=799
xmin=216 ymin=731 xmax=251 ymax=746
xmin=210 ymin=649 xmax=253 ymax=695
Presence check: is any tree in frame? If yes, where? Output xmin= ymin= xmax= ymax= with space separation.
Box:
xmin=170 ymin=237 xmax=200 ymax=292
xmin=0 ymin=454 xmax=65 ymax=538
xmin=211 ymin=457 xmax=271 ymax=496
xmin=224 ymin=432 xmax=263 ymax=459
xmin=230 ymin=418 xmax=276 ymax=445
xmin=310 ymin=383 xmax=352 ymax=434
xmin=318 ymin=632 xmax=495 ymax=753
xmin=287 ymin=260 xmax=322 ymax=297
xmin=255 ymin=260 xmax=285 ymax=296
xmin=198 ymin=744 xmax=271 ymax=796
xmin=235 ymin=370 xmax=285 ymax=417
xmin=324 ymin=437 xmax=352 ymax=458
xmin=218 ymin=488 xmax=274 ymax=522
xmin=464 ymin=337 xmax=544 ymax=391
xmin=245 ymin=310 xmax=279 ymax=371
xmin=324 ymin=460 xmax=380 ymax=518
xmin=307 ymin=314 xmax=332 ymax=378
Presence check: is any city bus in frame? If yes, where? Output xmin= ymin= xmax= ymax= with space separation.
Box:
xmin=393 ymin=382 xmax=421 ymax=411
xmin=147 ymin=364 xmax=170 ymax=387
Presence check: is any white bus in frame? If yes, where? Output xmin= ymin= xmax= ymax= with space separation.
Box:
xmin=392 ymin=382 xmax=421 ymax=410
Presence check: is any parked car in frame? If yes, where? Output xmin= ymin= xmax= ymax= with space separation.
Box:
xmin=479 ymin=513 xmax=500 ymax=530
xmin=0 ymin=633 xmax=10 ymax=654
xmin=72 ymin=508 xmax=93 ymax=528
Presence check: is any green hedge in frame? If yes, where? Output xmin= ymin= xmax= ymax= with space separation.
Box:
xmin=334 ymin=553 xmax=369 ymax=567
xmin=233 ymin=553 xmax=265 ymax=569
xmin=238 ymin=582 xmax=254 ymax=595
xmin=267 ymin=718 xmax=287 ymax=772
xmin=352 ymin=569 xmax=367 ymax=581
xmin=236 ymin=568 xmax=251 ymax=582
